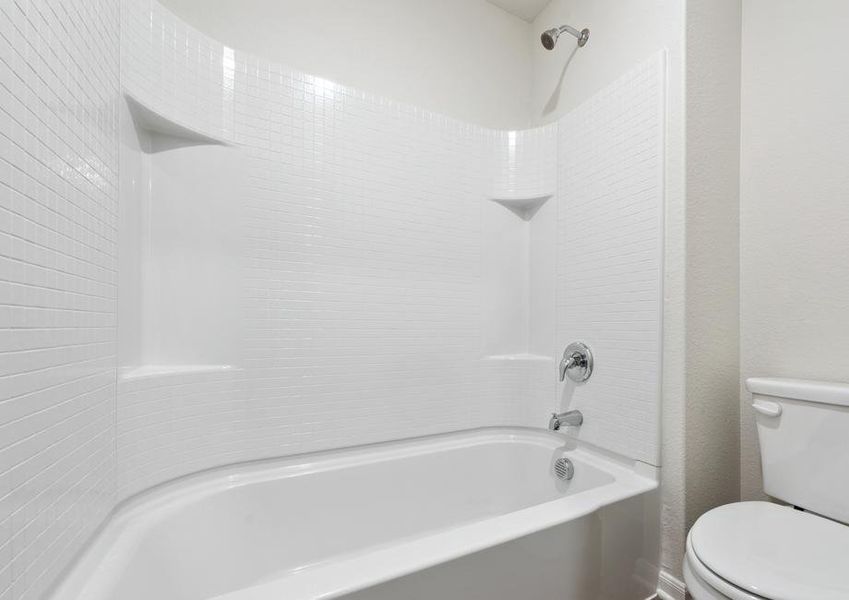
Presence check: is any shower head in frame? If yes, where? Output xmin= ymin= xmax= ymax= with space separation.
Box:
xmin=541 ymin=25 xmax=589 ymax=50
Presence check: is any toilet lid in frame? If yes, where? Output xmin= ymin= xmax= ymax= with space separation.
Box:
xmin=690 ymin=502 xmax=849 ymax=600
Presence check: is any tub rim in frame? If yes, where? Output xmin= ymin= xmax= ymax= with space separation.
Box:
xmin=50 ymin=426 xmax=658 ymax=600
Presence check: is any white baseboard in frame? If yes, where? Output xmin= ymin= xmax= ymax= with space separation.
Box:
xmin=657 ymin=569 xmax=686 ymax=600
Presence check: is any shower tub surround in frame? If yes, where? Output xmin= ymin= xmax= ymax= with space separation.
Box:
xmin=116 ymin=0 xmax=665 ymax=498
xmin=0 ymin=0 xmax=666 ymax=598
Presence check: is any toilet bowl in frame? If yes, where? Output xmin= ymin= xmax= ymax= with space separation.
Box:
xmin=684 ymin=501 xmax=849 ymax=600
xmin=685 ymin=378 xmax=849 ymax=600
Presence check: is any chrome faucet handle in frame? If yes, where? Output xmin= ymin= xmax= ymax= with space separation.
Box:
xmin=559 ymin=354 xmax=579 ymax=381
xmin=559 ymin=342 xmax=593 ymax=383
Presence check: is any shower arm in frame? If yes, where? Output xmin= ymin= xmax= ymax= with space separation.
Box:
xmin=559 ymin=24 xmax=590 ymax=47
xmin=557 ymin=24 xmax=584 ymax=40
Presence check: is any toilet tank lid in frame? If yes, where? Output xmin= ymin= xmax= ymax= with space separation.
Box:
xmin=747 ymin=377 xmax=849 ymax=408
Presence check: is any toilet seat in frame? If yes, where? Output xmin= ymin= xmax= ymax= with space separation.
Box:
xmin=685 ymin=534 xmax=766 ymax=600
xmin=688 ymin=501 xmax=849 ymax=600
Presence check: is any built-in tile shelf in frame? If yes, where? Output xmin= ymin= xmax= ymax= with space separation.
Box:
xmin=482 ymin=353 xmax=553 ymax=363
xmin=120 ymin=364 xmax=240 ymax=381
xmin=489 ymin=194 xmax=552 ymax=221
xmin=125 ymin=93 xmax=232 ymax=148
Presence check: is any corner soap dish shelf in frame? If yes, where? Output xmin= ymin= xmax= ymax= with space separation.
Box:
xmin=120 ymin=364 xmax=239 ymax=381
xmin=488 ymin=194 xmax=552 ymax=221
xmin=124 ymin=93 xmax=233 ymax=147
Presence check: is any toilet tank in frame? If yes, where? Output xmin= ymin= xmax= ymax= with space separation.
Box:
xmin=747 ymin=378 xmax=849 ymax=525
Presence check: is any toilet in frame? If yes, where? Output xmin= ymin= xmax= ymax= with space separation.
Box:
xmin=684 ymin=378 xmax=849 ymax=600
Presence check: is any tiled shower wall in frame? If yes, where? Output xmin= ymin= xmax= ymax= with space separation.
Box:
xmin=0 ymin=0 xmax=120 ymax=598
xmin=116 ymin=0 xmax=665 ymax=497
xmin=238 ymin=74 xmax=497 ymax=450
xmin=557 ymin=54 xmax=665 ymax=465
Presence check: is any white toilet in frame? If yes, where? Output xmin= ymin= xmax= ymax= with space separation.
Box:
xmin=684 ymin=378 xmax=849 ymax=600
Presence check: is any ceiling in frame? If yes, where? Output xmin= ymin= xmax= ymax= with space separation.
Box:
xmin=486 ymin=0 xmax=552 ymax=22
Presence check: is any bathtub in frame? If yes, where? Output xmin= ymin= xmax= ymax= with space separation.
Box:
xmin=50 ymin=428 xmax=659 ymax=600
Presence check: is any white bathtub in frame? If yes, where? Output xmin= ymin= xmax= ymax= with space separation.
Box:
xmin=51 ymin=428 xmax=659 ymax=600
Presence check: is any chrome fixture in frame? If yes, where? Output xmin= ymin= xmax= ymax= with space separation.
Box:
xmin=559 ymin=342 xmax=593 ymax=383
xmin=540 ymin=24 xmax=590 ymax=50
xmin=553 ymin=457 xmax=575 ymax=480
xmin=549 ymin=410 xmax=583 ymax=431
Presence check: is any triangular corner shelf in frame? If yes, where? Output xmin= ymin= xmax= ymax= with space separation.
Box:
xmin=124 ymin=93 xmax=232 ymax=149
xmin=489 ymin=194 xmax=552 ymax=221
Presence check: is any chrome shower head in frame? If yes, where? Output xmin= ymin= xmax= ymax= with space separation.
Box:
xmin=540 ymin=28 xmax=559 ymax=50
xmin=540 ymin=25 xmax=589 ymax=50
